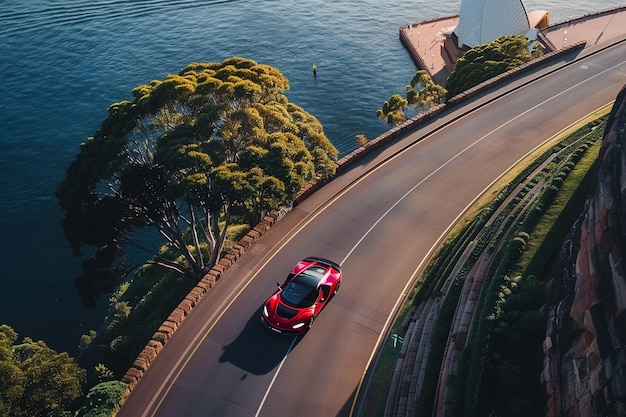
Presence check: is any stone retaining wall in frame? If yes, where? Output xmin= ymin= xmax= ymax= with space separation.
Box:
xmin=121 ymin=211 xmax=280 ymax=391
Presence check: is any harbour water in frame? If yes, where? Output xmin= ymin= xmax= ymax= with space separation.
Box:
xmin=1 ymin=0 xmax=622 ymax=356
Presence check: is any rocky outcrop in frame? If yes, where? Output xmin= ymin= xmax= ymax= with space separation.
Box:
xmin=542 ymin=84 xmax=626 ymax=417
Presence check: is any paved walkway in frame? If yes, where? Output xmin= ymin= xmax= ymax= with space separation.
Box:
xmin=401 ymin=6 xmax=626 ymax=85
xmin=401 ymin=16 xmax=459 ymax=84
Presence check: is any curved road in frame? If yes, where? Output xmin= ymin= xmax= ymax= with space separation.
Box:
xmin=117 ymin=42 xmax=626 ymax=417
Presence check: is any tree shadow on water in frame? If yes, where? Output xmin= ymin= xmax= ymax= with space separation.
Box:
xmin=219 ymin=306 xmax=300 ymax=375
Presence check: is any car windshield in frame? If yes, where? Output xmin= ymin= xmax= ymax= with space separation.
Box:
xmin=280 ymin=269 xmax=323 ymax=308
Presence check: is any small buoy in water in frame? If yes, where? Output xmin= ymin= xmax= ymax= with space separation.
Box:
xmin=312 ymin=63 xmax=317 ymax=77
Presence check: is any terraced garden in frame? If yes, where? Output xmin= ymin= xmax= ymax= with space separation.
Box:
xmin=363 ymin=107 xmax=610 ymax=417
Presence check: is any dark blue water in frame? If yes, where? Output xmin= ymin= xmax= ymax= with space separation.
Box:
xmin=1 ymin=0 xmax=620 ymax=356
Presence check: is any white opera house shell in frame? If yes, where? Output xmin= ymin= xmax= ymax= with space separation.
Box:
xmin=453 ymin=0 xmax=549 ymax=48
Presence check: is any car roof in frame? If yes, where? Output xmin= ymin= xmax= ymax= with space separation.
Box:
xmin=294 ymin=265 xmax=327 ymax=287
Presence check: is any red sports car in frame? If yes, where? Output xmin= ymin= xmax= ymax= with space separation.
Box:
xmin=261 ymin=257 xmax=342 ymax=335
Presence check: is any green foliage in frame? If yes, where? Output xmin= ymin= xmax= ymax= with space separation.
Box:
xmin=97 ymin=221 xmax=249 ymax=372
xmin=483 ymin=275 xmax=546 ymax=417
xmin=376 ymin=94 xmax=408 ymax=124
xmin=510 ymin=236 xmax=528 ymax=255
xmin=94 ymin=364 xmax=115 ymax=383
xmin=109 ymin=282 xmax=130 ymax=307
xmin=75 ymin=381 xmax=127 ymax=417
xmin=221 ymin=223 xmax=250 ymax=256
xmin=446 ymin=36 xmax=542 ymax=99
xmin=406 ymin=70 xmax=447 ymax=112
xmin=0 ymin=324 xmax=86 ymax=417
xmin=355 ymin=134 xmax=368 ymax=147
xmin=79 ymin=330 xmax=97 ymax=350
xmin=377 ymin=71 xmax=447 ymax=125
xmin=56 ymin=57 xmax=338 ymax=307
xmin=112 ymin=301 xmax=131 ymax=321
xmin=101 ymin=266 xmax=197 ymax=373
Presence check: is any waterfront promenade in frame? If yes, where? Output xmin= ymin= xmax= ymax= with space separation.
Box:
xmin=401 ymin=6 xmax=626 ymax=85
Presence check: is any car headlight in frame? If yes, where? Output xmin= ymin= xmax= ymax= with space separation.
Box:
xmin=292 ymin=322 xmax=305 ymax=329
xmin=263 ymin=306 xmax=269 ymax=317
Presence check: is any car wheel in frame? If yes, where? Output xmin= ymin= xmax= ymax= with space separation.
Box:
xmin=333 ymin=281 xmax=341 ymax=295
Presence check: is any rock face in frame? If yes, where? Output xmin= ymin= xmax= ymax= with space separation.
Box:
xmin=542 ymin=84 xmax=626 ymax=417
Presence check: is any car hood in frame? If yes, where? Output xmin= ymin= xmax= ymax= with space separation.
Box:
xmin=265 ymin=295 xmax=313 ymax=327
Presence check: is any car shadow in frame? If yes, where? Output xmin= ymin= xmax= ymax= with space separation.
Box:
xmin=218 ymin=306 xmax=300 ymax=375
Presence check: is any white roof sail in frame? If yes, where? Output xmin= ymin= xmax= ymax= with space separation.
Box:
xmin=453 ymin=0 xmax=531 ymax=48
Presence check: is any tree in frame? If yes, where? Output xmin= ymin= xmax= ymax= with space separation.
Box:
xmin=446 ymin=35 xmax=543 ymax=99
xmin=377 ymin=71 xmax=446 ymax=125
xmin=355 ymin=134 xmax=368 ymax=147
xmin=56 ymin=57 xmax=338 ymax=307
xmin=406 ymin=70 xmax=447 ymax=113
xmin=376 ymin=94 xmax=408 ymax=125
xmin=0 ymin=325 xmax=86 ymax=417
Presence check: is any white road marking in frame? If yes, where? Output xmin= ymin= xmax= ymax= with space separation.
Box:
xmin=254 ymin=337 xmax=298 ymax=417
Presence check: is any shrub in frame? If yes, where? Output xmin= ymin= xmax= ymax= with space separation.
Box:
xmin=75 ymin=381 xmax=127 ymax=417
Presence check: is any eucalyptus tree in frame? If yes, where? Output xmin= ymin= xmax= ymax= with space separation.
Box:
xmin=377 ymin=70 xmax=446 ymax=125
xmin=376 ymin=94 xmax=408 ymax=125
xmin=406 ymin=70 xmax=447 ymax=113
xmin=57 ymin=57 xmax=338 ymax=306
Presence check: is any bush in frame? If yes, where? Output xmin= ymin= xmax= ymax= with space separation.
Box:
xmin=75 ymin=381 xmax=127 ymax=417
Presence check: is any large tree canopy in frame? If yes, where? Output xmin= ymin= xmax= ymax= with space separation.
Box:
xmin=57 ymin=57 xmax=338 ymax=307
xmin=0 ymin=325 xmax=85 ymax=417
xmin=445 ymin=35 xmax=543 ymax=99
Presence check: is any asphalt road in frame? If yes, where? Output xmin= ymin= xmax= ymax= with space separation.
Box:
xmin=116 ymin=41 xmax=626 ymax=417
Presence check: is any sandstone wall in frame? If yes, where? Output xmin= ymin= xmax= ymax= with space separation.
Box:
xmin=542 ymin=84 xmax=626 ymax=417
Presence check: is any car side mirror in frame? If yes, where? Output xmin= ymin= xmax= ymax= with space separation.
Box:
xmin=276 ymin=282 xmax=281 ymax=288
